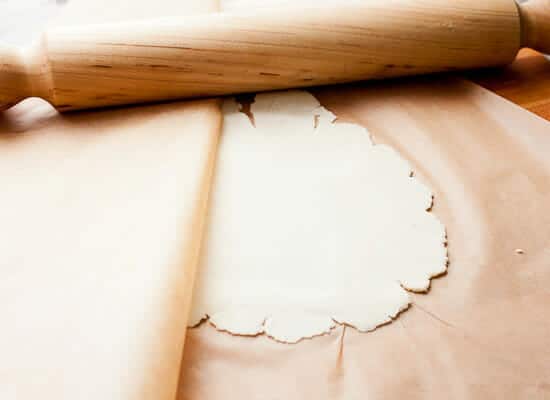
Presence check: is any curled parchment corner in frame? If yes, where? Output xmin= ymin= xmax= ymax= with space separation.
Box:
xmin=189 ymin=90 xmax=448 ymax=344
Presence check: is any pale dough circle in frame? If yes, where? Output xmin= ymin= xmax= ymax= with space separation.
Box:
xmin=189 ymin=91 xmax=447 ymax=343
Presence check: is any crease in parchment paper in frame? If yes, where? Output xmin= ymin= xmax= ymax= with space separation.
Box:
xmin=189 ymin=90 xmax=448 ymax=343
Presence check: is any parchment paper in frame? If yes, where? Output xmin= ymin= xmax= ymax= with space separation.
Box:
xmin=2 ymin=1 xmax=549 ymax=399
xmin=179 ymin=78 xmax=550 ymax=399
xmin=0 ymin=1 xmax=220 ymax=399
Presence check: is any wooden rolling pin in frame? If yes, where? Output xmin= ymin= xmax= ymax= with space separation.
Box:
xmin=1 ymin=0 xmax=549 ymax=111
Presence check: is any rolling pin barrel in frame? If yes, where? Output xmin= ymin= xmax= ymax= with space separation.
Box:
xmin=0 ymin=0 xmax=548 ymax=111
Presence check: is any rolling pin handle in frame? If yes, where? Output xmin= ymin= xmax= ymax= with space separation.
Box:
xmin=518 ymin=0 xmax=550 ymax=54
xmin=0 ymin=41 xmax=51 ymax=111
xmin=0 ymin=45 xmax=31 ymax=110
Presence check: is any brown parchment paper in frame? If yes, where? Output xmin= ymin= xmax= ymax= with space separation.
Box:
xmin=179 ymin=78 xmax=550 ymax=399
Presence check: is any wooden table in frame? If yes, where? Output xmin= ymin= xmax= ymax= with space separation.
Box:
xmin=469 ymin=49 xmax=550 ymax=121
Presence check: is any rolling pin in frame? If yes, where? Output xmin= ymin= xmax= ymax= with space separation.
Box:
xmin=1 ymin=0 xmax=549 ymax=111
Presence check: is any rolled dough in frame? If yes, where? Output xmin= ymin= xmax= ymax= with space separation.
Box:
xmin=189 ymin=90 xmax=447 ymax=343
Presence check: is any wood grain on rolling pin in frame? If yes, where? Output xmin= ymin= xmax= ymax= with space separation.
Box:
xmin=2 ymin=0 xmax=521 ymax=110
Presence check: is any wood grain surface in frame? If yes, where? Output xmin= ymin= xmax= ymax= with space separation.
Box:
xmin=2 ymin=1 xmax=550 ymax=118
xmin=0 ymin=0 xmax=526 ymax=111
xmin=469 ymin=49 xmax=550 ymax=120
